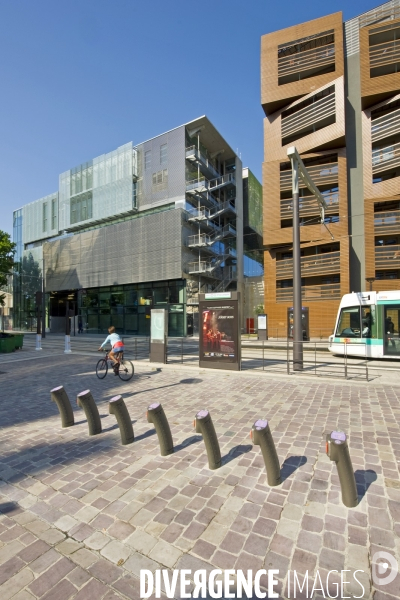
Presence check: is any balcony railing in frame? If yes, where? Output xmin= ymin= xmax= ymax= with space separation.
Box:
xmin=359 ymin=3 xmax=400 ymax=28
xmin=375 ymin=244 xmax=400 ymax=269
xmin=187 ymin=233 xmax=215 ymax=248
xmin=187 ymin=260 xmax=225 ymax=277
xmin=187 ymin=199 xmax=236 ymax=223
xmin=371 ymin=108 xmax=400 ymax=143
xmin=186 ymin=173 xmax=235 ymax=195
xmin=374 ymin=210 xmax=400 ymax=234
xmin=372 ymin=140 xmax=400 ymax=175
xmin=369 ymin=39 xmax=400 ymax=70
xmin=280 ymin=162 xmax=338 ymax=192
xmin=278 ymin=44 xmax=335 ymax=79
xmin=276 ymin=282 xmax=341 ymax=303
xmin=185 ymin=146 xmax=220 ymax=180
xmin=281 ymin=92 xmax=335 ymax=145
xmin=281 ymin=192 xmax=339 ymax=220
xmin=276 ymin=251 xmax=340 ymax=280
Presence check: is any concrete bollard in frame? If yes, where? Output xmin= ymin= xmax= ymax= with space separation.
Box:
xmin=194 ymin=410 xmax=221 ymax=470
xmin=109 ymin=395 xmax=134 ymax=445
xmin=147 ymin=402 xmax=173 ymax=456
xmin=250 ymin=419 xmax=281 ymax=486
xmin=326 ymin=430 xmax=358 ymax=508
xmin=77 ymin=390 xmax=102 ymax=435
xmin=50 ymin=386 xmax=74 ymax=427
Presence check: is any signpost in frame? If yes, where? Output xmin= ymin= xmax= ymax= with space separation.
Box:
xmin=199 ymin=291 xmax=241 ymax=371
xmin=257 ymin=314 xmax=268 ymax=341
xmin=150 ymin=308 xmax=168 ymax=363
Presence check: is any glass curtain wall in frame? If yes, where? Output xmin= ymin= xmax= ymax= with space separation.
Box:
xmin=79 ymin=279 xmax=186 ymax=336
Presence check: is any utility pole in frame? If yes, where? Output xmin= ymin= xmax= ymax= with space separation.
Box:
xmin=287 ymin=146 xmax=333 ymax=372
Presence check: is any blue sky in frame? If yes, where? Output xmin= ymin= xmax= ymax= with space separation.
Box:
xmin=0 ymin=0 xmax=381 ymax=236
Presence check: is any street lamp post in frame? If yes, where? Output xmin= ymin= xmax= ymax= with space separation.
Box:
xmin=291 ymin=156 xmax=303 ymax=371
xmin=366 ymin=277 xmax=375 ymax=292
xmin=287 ymin=146 xmax=333 ymax=372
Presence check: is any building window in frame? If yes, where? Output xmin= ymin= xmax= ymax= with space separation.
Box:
xmin=42 ymin=203 xmax=48 ymax=232
xmin=152 ymin=169 xmax=168 ymax=185
xmin=160 ymin=144 xmax=168 ymax=165
xmin=51 ymin=198 xmax=57 ymax=230
xmin=152 ymin=169 xmax=168 ymax=191
xmin=369 ymin=23 xmax=400 ymax=79
xmin=278 ymin=29 xmax=335 ymax=86
xmin=145 ymin=150 xmax=151 ymax=170
xmin=70 ymin=192 xmax=93 ymax=225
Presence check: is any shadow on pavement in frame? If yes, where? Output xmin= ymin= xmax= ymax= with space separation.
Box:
xmin=355 ymin=469 xmax=377 ymax=501
xmin=133 ymin=378 xmax=202 ymax=396
xmin=0 ymin=502 xmax=19 ymax=515
xmin=173 ymin=435 xmax=202 ymax=453
xmin=280 ymin=455 xmax=307 ymax=482
xmin=134 ymin=429 xmax=157 ymax=443
xmin=221 ymin=444 xmax=252 ymax=466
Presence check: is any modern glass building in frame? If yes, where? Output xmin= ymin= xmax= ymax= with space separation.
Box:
xmin=13 ymin=117 xmax=262 ymax=336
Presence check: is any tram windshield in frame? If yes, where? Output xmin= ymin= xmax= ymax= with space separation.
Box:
xmin=336 ymin=306 xmax=372 ymax=338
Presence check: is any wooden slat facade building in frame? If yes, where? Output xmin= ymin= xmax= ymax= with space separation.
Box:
xmin=261 ymin=1 xmax=400 ymax=337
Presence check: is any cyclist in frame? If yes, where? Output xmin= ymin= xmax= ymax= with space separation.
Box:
xmin=98 ymin=326 xmax=125 ymax=375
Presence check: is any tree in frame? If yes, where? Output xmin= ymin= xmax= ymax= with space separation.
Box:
xmin=0 ymin=231 xmax=16 ymax=307
xmin=19 ymin=253 xmax=42 ymax=302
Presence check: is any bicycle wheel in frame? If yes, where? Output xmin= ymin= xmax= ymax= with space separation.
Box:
xmin=118 ymin=359 xmax=134 ymax=381
xmin=96 ymin=358 xmax=108 ymax=379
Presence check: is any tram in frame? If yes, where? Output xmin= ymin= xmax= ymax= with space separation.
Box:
xmin=328 ymin=291 xmax=400 ymax=358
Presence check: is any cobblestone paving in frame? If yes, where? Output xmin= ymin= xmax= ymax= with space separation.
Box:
xmin=0 ymin=353 xmax=399 ymax=599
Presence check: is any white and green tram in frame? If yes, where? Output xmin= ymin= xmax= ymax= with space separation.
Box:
xmin=329 ymin=291 xmax=400 ymax=358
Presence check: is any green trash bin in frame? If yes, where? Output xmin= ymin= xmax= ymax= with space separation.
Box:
xmin=14 ymin=334 xmax=24 ymax=349
xmin=0 ymin=335 xmax=15 ymax=353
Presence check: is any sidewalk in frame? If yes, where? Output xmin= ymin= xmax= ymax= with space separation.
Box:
xmin=0 ymin=351 xmax=399 ymax=599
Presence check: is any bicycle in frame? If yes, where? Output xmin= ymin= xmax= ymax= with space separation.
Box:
xmin=96 ymin=350 xmax=134 ymax=381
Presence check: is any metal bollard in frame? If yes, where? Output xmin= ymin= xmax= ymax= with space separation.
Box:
xmin=250 ymin=419 xmax=281 ymax=486
xmin=326 ymin=430 xmax=358 ymax=508
xmin=64 ymin=335 xmax=71 ymax=354
xmin=36 ymin=334 xmax=42 ymax=351
xmin=109 ymin=395 xmax=134 ymax=445
xmin=77 ymin=390 xmax=102 ymax=435
xmin=194 ymin=410 xmax=221 ymax=470
xmin=50 ymin=386 xmax=74 ymax=427
xmin=147 ymin=402 xmax=173 ymax=456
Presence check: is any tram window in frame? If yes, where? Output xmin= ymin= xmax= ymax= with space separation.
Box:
xmin=361 ymin=307 xmax=372 ymax=338
xmin=336 ymin=307 xmax=361 ymax=337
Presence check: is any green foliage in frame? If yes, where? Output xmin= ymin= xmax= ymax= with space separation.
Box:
xmin=255 ymin=304 xmax=264 ymax=315
xmin=18 ymin=253 xmax=42 ymax=305
xmin=0 ymin=231 xmax=16 ymax=307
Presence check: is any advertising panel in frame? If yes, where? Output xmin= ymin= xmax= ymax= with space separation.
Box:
xmin=199 ymin=292 xmax=241 ymax=370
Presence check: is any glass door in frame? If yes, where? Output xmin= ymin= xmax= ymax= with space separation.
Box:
xmin=383 ymin=305 xmax=400 ymax=356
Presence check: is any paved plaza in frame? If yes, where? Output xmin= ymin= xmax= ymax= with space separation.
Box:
xmin=0 ymin=342 xmax=399 ymax=599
